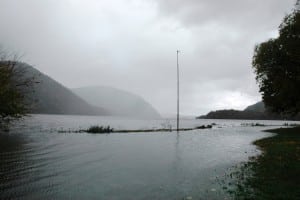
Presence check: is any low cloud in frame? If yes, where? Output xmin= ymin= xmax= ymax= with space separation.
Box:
xmin=0 ymin=0 xmax=296 ymax=116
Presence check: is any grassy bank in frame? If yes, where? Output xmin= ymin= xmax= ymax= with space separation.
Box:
xmin=225 ymin=126 xmax=300 ymax=199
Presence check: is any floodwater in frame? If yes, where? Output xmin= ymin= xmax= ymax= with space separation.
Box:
xmin=0 ymin=114 xmax=291 ymax=199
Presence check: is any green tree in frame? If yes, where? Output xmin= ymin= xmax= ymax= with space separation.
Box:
xmin=253 ymin=3 xmax=300 ymax=115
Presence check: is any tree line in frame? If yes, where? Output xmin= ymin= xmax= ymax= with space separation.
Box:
xmin=253 ymin=1 xmax=300 ymax=115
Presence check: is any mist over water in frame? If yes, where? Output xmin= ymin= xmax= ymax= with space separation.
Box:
xmin=0 ymin=115 xmax=285 ymax=199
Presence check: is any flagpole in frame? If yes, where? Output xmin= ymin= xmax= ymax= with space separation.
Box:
xmin=177 ymin=50 xmax=180 ymax=132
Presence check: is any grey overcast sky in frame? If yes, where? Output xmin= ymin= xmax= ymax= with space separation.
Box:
xmin=0 ymin=0 xmax=296 ymax=116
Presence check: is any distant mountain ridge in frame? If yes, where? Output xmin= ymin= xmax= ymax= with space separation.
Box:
xmin=17 ymin=63 xmax=108 ymax=116
xmin=197 ymin=101 xmax=300 ymax=120
xmin=244 ymin=101 xmax=265 ymax=112
xmin=72 ymin=86 xmax=161 ymax=119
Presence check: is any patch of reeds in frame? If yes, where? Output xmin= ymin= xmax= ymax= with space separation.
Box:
xmin=86 ymin=125 xmax=113 ymax=134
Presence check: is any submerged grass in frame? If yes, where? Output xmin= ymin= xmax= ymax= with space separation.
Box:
xmin=58 ymin=124 xmax=216 ymax=134
xmin=86 ymin=126 xmax=113 ymax=134
xmin=222 ymin=126 xmax=300 ymax=199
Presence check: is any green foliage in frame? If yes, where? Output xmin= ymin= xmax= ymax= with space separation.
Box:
xmin=253 ymin=6 xmax=300 ymax=115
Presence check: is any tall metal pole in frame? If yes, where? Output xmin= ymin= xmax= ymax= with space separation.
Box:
xmin=177 ymin=50 xmax=180 ymax=132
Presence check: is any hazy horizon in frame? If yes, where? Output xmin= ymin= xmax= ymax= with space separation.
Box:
xmin=0 ymin=0 xmax=296 ymax=115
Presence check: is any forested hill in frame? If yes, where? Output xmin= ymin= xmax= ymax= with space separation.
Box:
xmin=244 ymin=101 xmax=265 ymax=112
xmin=197 ymin=101 xmax=300 ymax=120
xmin=17 ymin=63 xmax=108 ymax=116
xmin=72 ymin=86 xmax=161 ymax=119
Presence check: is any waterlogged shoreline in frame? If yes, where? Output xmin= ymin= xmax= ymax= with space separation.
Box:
xmin=1 ymin=115 xmax=298 ymax=200
xmin=223 ymin=126 xmax=300 ymax=199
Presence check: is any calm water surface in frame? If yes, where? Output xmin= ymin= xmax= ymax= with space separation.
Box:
xmin=1 ymin=115 xmax=294 ymax=199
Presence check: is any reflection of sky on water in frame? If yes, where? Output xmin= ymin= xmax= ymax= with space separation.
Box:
xmin=0 ymin=115 xmax=284 ymax=199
